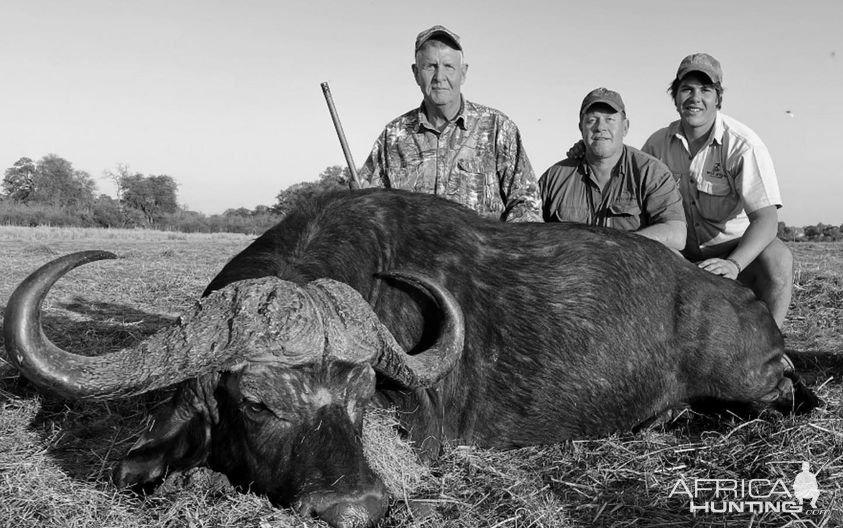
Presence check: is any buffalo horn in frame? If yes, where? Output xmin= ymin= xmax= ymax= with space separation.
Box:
xmin=370 ymin=271 xmax=465 ymax=388
xmin=4 ymin=251 xmax=252 ymax=400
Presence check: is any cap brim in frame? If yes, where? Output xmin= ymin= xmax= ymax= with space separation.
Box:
xmin=416 ymin=30 xmax=462 ymax=51
xmin=581 ymin=99 xmax=623 ymax=115
xmin=677 ymin=68 xmax=718 ymax=83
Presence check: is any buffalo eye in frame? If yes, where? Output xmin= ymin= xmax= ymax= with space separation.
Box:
xmin=241 ymin=399 xmax=270 ymax=418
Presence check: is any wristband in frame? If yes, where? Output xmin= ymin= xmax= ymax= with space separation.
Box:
xmin=726 ymin=258 xmax=742 ymax=274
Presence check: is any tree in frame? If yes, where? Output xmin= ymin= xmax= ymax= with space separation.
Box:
xmin=32 ymin=155 xmax=97 ymax=208
xmin=777 ymin=221 xmax=797 ymax=242
xmin=104 ymin=163 xmax=140 ymax=201
xmin=253 ymin=204 xmax=272 ymax=216
xmin=2 ymin=155 xmax=97 ymax=208
xmin=803 ymin=224 xmax=821 ymax=240
xmin=2 ymin=157 xmax=37 ymax=201
xmin=316 ymin=165 xmax=352 ymax=187
xmin=92 ymin=194 xmax=125 ymax=228
xmin=821 ymin=224 xmax=841 ymax=241
xmin=272 ymin=165 xmax=349 ymax=216
xmin=222 ymin=207 xmax=254 ymax=218
xmin=4 ymin=155 xmax=96 ymax=208
xmin=119 ymin=173 xmax=179 ymax=225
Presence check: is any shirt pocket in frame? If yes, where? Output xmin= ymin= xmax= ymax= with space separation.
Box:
xmin=696 ymin=177 xmax=740 ymax=223
xmin=608 ymin=195 xmax=642 ymax=231
xmin=551 ymin=204 xmax=590 ymax=224
xmin=608 ymin=195 xmax=641 ymax=217
xmin=451 ymin=157 xmax=490 ymax=210
xmin=390 ymin=166 xmax=413 ymax=189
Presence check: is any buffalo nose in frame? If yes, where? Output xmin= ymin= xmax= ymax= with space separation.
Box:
xmin=297 ymin=489 xmax=388 ymax=528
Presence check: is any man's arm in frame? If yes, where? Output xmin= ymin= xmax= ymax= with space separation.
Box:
xmin=496 ymin=118 xmax=541 ymax=222
xmin=698 ymin=205 xmax=778 ymax=279
xmin=636 ymin=221 xmax=686 ymax=251
xmin=637 ymin=162 xmax=687 ymax=251
xmin=730 ymin=205 xmax=779 ymax=264
xmin=536 ymin=168 xmax=556 ymax=222
xmin=699 ymin=135 xmax=781 ymax=278
xmin=357 ymin=132 xmax=390 ymax=189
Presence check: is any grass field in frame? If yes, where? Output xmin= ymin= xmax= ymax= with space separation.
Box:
xmin=0 ymin=226 xmax=841 ymax=528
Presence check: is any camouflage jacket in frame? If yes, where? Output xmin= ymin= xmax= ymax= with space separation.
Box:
xmin=359 ymin=98 xmax=540 ymax=222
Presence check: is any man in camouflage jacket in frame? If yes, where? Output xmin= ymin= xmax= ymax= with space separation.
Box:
xmin=359 ymin=25 xmax=540 ymax=222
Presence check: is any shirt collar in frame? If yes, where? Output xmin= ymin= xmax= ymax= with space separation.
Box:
xmin=711 ymin=112 xmax=725 ymax=145
xmin=578 ymin=145 xmax=629 ymax=186
xmin=617 ymin=145 xmax=629 ymax=177
xmin=670 ymin=111 xmax=724 ymax=150
xmin=416 ymin=96 xmax=468 ymax=132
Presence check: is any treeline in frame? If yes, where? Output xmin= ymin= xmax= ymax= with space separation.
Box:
xmin=778 ymin=222 xmax=843 ymax=242
xmin=3 ymin=155 xmax=838 ymax=238
xmin=1 ymin=155 xmax=350 ymax=234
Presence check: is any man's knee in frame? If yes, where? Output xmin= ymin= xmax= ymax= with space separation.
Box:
xmin=750 ymin=238 xmax=793 ymax=289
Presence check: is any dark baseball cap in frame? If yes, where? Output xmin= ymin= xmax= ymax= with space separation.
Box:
xmin=415 ymin=25 xmax=462 ymax=52
xmin=675 ymin=53 xmax=723 ymax=84
xmin=579 ymin=87 xmax=626 ymax=117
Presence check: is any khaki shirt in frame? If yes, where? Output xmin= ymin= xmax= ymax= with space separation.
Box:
xmin=642 ymin=113 xmax=781 ymax=259
xmin=538 ymin=146 xmax=685 ymax=231
xmin=360 ymin=98 xmax=540 ymax=222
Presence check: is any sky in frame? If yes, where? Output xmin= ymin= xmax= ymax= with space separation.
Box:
xmin=1 ymin=0 xmax=841 ymax=226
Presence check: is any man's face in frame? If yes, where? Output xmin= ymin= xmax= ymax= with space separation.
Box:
xmin=580 ymin=104 xmax=628 ymax=160
xmin=674 ymin=73 xmax=719 ymax=131
xmin=412 ymin=42 xmax=467 ymax=109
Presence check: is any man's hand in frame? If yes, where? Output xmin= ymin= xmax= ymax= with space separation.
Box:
xmin=698 ymin=258 xmax=741 ymax=280
xmin=566 ymin=140 xmax=586 ymax=160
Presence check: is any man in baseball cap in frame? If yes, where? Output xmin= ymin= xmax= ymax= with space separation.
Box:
xmin=642 ymin=53 xmax=792 ymax=330
xmin=358 ymin=25 xmax=540 ymax=222
xmin=539 ymin=87 xmax=686 ymax=251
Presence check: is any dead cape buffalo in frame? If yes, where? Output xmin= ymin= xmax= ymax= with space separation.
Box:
xmin=5 ymin=189 xmax=818 ymax=528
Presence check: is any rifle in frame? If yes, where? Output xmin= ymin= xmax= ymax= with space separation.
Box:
xmin=320 ymin=82 xmax=361 ymax=190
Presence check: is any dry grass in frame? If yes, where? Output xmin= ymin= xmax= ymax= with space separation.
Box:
xmin=0 ymin=227 xmax=841 ymax=528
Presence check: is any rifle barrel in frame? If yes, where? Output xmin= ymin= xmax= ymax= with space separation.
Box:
xmin=321 ymin=82 xmax=360 ymax=190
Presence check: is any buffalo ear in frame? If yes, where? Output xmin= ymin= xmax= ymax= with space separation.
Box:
xmin=113 ymin=375 xmax=220 ymax=493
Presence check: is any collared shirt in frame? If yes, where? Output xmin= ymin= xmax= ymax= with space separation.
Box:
xmin=538 ymin=145 xmax=685 ymax=232
xmin=642 ymin=112 xmax=781 ymax=259
xmin=359 ymin=98 xmax=540 ymax=222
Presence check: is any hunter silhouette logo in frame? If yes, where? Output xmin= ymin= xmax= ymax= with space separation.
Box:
xmin=793 ymin=462 xmax=821 ymax=508
xmin=668 ymin=461 xmax=826 ymax=514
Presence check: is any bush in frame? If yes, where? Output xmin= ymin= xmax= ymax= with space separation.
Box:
xmin=153 ymin=210 xmax=280 ymax=235
xmin=0 ymin=198 xmax=282 ymax=234
xmin=204 ymin=212 xmax=280 ymax=234
xmin=0 ymin=202 xmax=95 ymax=228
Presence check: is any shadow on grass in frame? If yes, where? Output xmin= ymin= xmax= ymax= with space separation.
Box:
xmin=787 ymin=349 xmax=843 ymax=385
xmin=0 ymin=298 xmax=179 ymax=483
xmin=47 ymin=297 xmax=177 ymax=352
